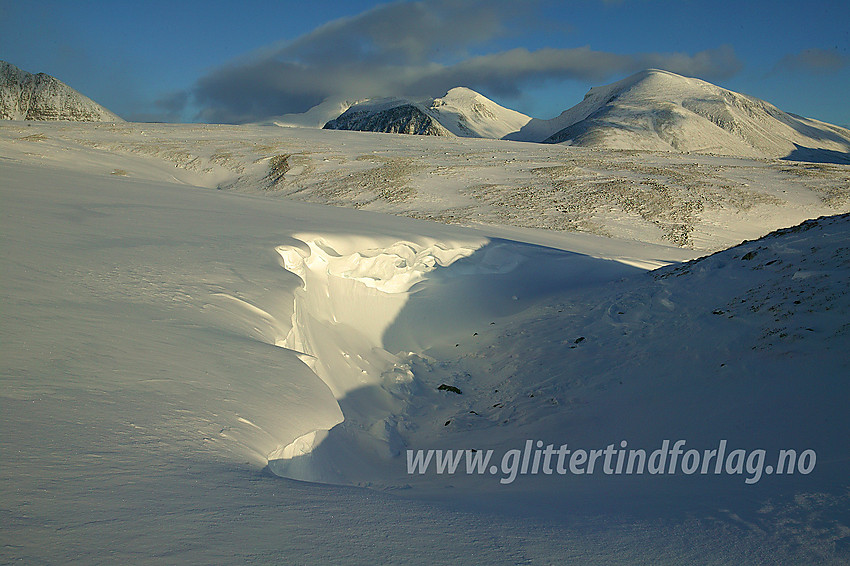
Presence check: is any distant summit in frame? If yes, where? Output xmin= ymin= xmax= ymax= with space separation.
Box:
xmin=506 ymin=69 xmax=850 ymax=163
xmin=323 ymin=87 xmax=531 ymax=139
xmin=1 ymin=61 xmax=123 ymax=122
xmin=325 ymin=98 xmax=452 ymax=136
xmin=282 ymin=69 xmax=850 ymax=163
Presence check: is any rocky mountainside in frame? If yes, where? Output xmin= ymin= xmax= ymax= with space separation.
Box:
xmin=505 ymin=69 xmax=850 ymax=163
xmin=1 ymin=61 xmax=123 ymax=122
xmin=324 ymin=98 xmax=452 ymax=136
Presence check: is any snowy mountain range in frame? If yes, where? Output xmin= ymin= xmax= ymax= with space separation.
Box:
xmin=318 ymin=70 xmax=850 ymax=163
xmin=0 ymin=60 xmax=122 ymax=122
xmin=3 ymin=57 xmax=845 ymax=165
xmin=323 ymin=87 xmax=531 ymax=139
xmin=506 ymin=69 xmax=850 ymax=162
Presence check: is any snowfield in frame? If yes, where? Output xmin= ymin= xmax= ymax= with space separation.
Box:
xmin=1 ymin=121 xmax=849 ymax=564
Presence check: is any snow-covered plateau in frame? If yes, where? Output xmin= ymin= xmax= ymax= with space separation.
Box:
xmin=1 ymin=121 xmax=849 ymax=564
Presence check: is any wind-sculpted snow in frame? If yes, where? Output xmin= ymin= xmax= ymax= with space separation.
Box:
xmin=276 ymin=234 xmax=481 ymax=391
xmin=268 ymin=235 xmax=481 ymax=482
xmin=266 ymin=233 xmax=647 ymax=484
xmin=264 ymin=212 xmax=850 ymax=529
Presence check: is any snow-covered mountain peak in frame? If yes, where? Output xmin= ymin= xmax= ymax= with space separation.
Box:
xmin=323 ymin=87 xmax=530 ymax=139
xmin=1 ymin=60 xmax=123 ymax=122
xmin=432 ymin=86 xmax=502 ymax=113
xmin=439 ymin=86 xmax=481 ymax=100
xmin=506 ymin=69 xmax=850 ymax=162
xmin=428 ymin=87 xmax=531 ymax=138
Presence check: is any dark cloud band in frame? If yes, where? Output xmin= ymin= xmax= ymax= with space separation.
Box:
xmin=190 ymin=0 xmax=743 ymax=123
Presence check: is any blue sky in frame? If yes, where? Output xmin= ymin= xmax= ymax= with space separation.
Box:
xmin=1 ymin=0 xmax=848 ymax=125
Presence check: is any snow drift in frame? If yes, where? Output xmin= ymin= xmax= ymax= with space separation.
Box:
xmin=268 ymin=235 xmax=480 ymax=482
xmin=263 ymin=211 xmax=850 ymax=498
xmin=265 ymin=225 xmax=660 ymax=485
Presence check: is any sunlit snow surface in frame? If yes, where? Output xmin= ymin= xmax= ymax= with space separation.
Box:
xmin=507 ymin=69 xmax=850 ymax=164
xmin=1 ymin=122 xmax=849 ymax=564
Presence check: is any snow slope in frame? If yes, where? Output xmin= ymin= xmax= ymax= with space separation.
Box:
xmin=2 ymin=121 xmax=849 ymax=563
xmin=4 ymin=121 xmax=846 ymax=254
xmin=267 ymin=97 xmax=364 ymax=128
xmin=427 ymin=87 xmax=532 ymax=138
xmin=323 ymin=87 xmax=531 ymax=139
xmin=252 ymin=211 xmax=850 ymax=566
xmin=506 ymin=69 xmax=850 ymax=163
xmin=0 ymin=60 xmax=123 ymax=122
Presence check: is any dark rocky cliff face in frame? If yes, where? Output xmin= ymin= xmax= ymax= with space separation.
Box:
xmin=324 ymin=104 xmax=450 ymax=136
